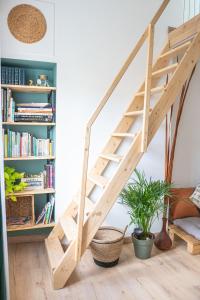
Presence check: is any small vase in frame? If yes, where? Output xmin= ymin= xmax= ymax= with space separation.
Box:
xmin=154 ymin=217 xmax=172 ymax=250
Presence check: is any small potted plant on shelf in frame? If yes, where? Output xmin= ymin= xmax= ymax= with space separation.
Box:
xmin=4 ymin=166 xmax=27 ymax=201
xmin=120 ymin=169 xmax=172 ymax=259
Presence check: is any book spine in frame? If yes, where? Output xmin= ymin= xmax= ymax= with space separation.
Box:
xmin=14 ymin=68 xmax=19 ymax=85
xmin=1 ymin=67 xmax=6 ymax=84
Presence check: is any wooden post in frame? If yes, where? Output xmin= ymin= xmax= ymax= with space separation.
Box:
xmin=75 ymin=126 xmax=91 ymax=262
xmin=141 ymin=24 xmax=154 ymax=152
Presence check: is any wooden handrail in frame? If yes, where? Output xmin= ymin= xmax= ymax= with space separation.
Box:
xmin=75 ymin=0 xmax=170 ymax=262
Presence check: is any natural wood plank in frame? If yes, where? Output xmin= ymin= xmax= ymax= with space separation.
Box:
xmin=45 ymin=237 xmax=64 ymax=272
xmin=99 ymin=153 xmax=123 ymax=162
xmin=7 ymin=188 xmax=55 ymax=197
xmin=7 ymin=222 xmax=55 ymax=232
xmin=135 ymin=85 xmax=166 ymax=96
xmin=112 ymin=133 xmax=136 ymax=138
xmin=124 ymin=109 xmax=152 ymax=117
xmin=10 ymin=241 xmax=200 ymax=300
xmin=169 ymin=14 xmax=200 ymax=47
xmin=88 ymin=174 xmax=108 ymax=188
xmin=1 ymin=84 xmax=56 ymax=93
xmin=159 ymin=41 xmax=191 ymax=60
xmin=2 ymin=122 xmax=56 ymax=126
xmin=60 ymin=216 xmax=77 ymax=241
xmin=152 ymin=63 xmax=178 ymax=78
xmin=4 ymin=156 xmax=55 ymax=161
xmin=142 ymin=23 xmax=154 ymax=152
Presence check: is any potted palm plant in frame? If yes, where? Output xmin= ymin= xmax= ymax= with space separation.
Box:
xmin=120 ymin=170 xmax=172 ymax=259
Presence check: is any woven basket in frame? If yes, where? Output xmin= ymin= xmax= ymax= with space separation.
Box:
xmin=6 ymin=195 xmax=34 ymax=228
xmin=90 ymin=226 xmax=127 ymax=267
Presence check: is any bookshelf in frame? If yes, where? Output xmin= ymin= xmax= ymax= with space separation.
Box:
xmin=1 ymin=58 xmax=56 ymax=235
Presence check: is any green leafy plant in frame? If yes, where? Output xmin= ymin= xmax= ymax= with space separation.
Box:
xmin=4 ymin=166 xmax=27 ymax=201
xmin=120 ymin=169 xmax=172 ymax=239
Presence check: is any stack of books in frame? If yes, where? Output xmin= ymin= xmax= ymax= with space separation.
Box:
xmin=21 ymin=173 xmax=45 ymax=190
xmin=20 ymin=165 xmax=55 ymax=191
xmin=1 ymin=88 xmax=15 ymax=122
xmin=36 ymin=195 xmax=55 ymax=224
xmin=3 ymin=129 xmax=54 ymax=158
xmin=1 ymin=66 xmax=26 ymax=85
xmin=14 ymin=103 xmax=53 ymax=123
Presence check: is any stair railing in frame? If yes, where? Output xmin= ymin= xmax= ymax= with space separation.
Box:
xmin=75 ymin=0 xmax=170 ymax=262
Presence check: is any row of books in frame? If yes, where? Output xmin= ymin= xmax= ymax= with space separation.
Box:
xmin=1 ymin=88 xmax=15 ymax=122
xmin=3 ymin=129 xmax=54 ymax=158
xmin=1 ymin=66 xmax=26 ymax=85
xmin=15 ymin=102 xmax=54 ymax=123
xmin=36 ymin=195 xmax=55 ymax=224
xmin=21 ymin=165 xmax=55 ymax=190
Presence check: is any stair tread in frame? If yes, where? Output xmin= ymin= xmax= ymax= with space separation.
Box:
xmin=45 ymin=237 xmax=64 ymax=271
xmin=100 ymin=153 xmax=123 ymax=162
xmin=160 ymin=41 xmax=191 ymax=59
xmin=60 ymin=216 xmax=77 ymax=241
xmin=152 ymin=63 xmax=178 ymax=77
xmin=136 ymin=85 xmax=165 ymax=96
xmin=124 ymin=109 xmax=152 ymax=117
xmin=112 ymin=132 xmax=136 ymax=138
xmin=88 ymin=174 xmax=108 ymax=188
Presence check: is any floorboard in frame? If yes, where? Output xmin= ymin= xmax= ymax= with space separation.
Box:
xmin=8 ymin=240 xmax=200 ymax=300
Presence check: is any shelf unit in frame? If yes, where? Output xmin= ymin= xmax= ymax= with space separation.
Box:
xmin=1 ymin=58 xmax=57 ymax=234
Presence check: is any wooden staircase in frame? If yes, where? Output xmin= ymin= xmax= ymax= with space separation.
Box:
xmin=45 ymin=0 xmax=200 ymax=289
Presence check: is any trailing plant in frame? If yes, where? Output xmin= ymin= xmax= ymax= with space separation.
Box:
xmin=120 ymin=169 xmax=172 ymax=239
xmin=4 ymin=166 xmax=27 ymax=201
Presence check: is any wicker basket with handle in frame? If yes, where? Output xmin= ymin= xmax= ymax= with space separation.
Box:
xmin=90 ymin=226 xmax=127 ymax=267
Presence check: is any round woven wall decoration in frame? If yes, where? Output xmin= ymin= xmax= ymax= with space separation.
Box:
xmin=7 ymin=4 xmax=47 ymax=44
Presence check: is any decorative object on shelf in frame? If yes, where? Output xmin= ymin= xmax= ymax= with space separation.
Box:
xmin=7 ymin=4 xmax=47 ymax=44
xmin=155 ymin=66 xmax=196 ymax=251
xmin=90 ymin=226 xmax=127 ymax=268
xmin=4 ymin=166 xmax=28 ymax=201
xmin=6 ymin=195 xmax=34 ymax=228
xmin=28 ymin=80 xmax=33 ymax=86
xmin=36 ymin=75 xmax=49 ymax=87
xmin=120 ymin=170 xmax=172 ymax=259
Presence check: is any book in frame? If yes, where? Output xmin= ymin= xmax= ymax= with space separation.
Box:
xmin=3 ymin=129 xmax=54 ymax=157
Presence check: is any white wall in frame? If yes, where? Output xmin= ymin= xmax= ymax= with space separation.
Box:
xmin=0 ymin=0 xmax=185 ymax=234
xmin=172 ymin=62 xmax=200 ymax=188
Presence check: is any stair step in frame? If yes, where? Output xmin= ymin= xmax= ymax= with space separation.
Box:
xmin=160 ymin=41 xmax=191 ymax=59
xmin=112 ymin=133 xmax=136 ymax=138
xmin=88 ymin=174 xmax=108 ymax=188
xmin=152 ymin=63 xmax=178 ymax=78
xmin=60 ymin=216 xmax=77 ymax=241
xmin=45 ymin=237 xmax=64 ymax=272
xmin=135 ymin=85 xmax=165 ymax=97
xmin=99 ymin=153 xmax=123 ymax=162
xmin=124 ymin=109 xmax=152 ymax=117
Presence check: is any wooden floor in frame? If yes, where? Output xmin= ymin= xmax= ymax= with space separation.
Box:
xmin=8 ymin=240 xmax=200 ymax=300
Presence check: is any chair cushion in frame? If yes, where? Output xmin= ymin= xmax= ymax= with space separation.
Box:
xmin=174 ymin=217 xmax=200 ymax=240
xmin=171 ymin=198 xmax=200 ymax=220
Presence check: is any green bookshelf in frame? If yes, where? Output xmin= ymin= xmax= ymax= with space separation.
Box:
xmin=1 ymin=58 xmax=57 ymax=236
